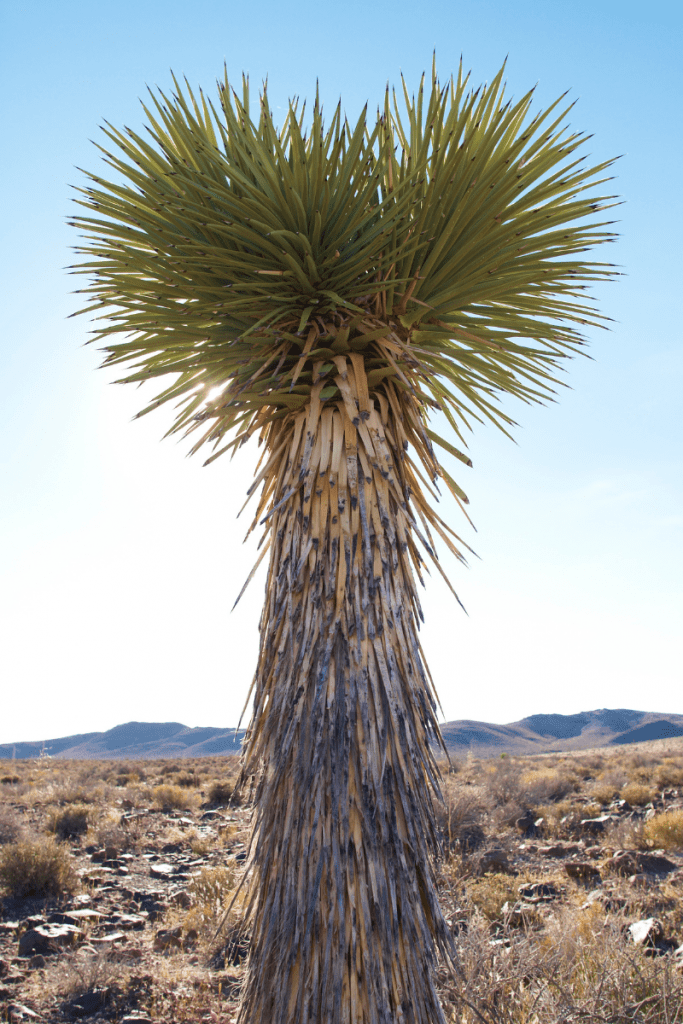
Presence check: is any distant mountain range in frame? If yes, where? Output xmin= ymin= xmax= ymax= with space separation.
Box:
xmin=2 ymin=709 xmax=683 ymax=761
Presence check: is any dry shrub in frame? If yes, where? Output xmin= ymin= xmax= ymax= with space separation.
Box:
xmin=439 ymin=789 xmax=487 ymax=853
xmin=654 ymin=760 xmax=683 ymax=788
xmin=440 ymin=903 xmax=683 ymax=1024
xmin=572 ymin=753 xmax=605 ymax=779
xmin=482 ymin=760 xmax=525 ymax=808
xmin=182 ymin=865 xmax=240 ymax=944
xmin=0 ymin=773 xmax=20 ymax=785
xmin=55 ymin=783 xmax=99 ymax=805
xmin=589 ymin=767 xmax=627 ymax=805
xmin=188 ymin=830 xmax=214 ymax=856
xmin=0 ymin=835 xmax=78 ymax=898
xmin=115 ymin=771 xmax=140 ymax=787
xmin=176 ymin=771 xmax=201 ymax=788
xmin=642 ymin=809 xmax=683 ymax=851
xmin=152 ymin=784 xmax=194 ymax=811
xmin=94 ymin=817 xmax=137 ymax=855
xmin=56 ymin=947 xmax=117 ymax=998
xmin=521 ymin=768 xmax=576 ymax=804
xmin=621 ymin=781 xmax=656 ymax=805
xmin=0 ymin=806 xmax=23 ymax=845
xmin=466 ymin=873 xmax=519 ymax=922
xmin=48 ymin=803 xmax=92 ymax=839
xmin=206 ymin=780 xmax=237 ymax=807
xmin=189 ymin=864 xmax=237 ymax=907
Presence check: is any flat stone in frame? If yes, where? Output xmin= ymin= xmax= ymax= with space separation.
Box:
xmin=539 ymin=843 xmax=581 ymax=858
xmin=90 ymin=932 xmax=125 ymax=944
xmin=635 ymin=852 xmax=678 ymax=874
xmin=8 ymin=1005 xmax=40 ymax=1021
xmin=18 ymin=925 xmax=83 ymax=957
xmin=580 ymin=815 xmax=615 ymax=833
xmin=628 ymin=917 xmax=663 ymax=947
xmin=150 ymin=863 xmax=176 ymax=878
xmin=110 ymin=914 xmax=147 ymax=930
xmin=48 ymin=910 xmax=103 ymax=925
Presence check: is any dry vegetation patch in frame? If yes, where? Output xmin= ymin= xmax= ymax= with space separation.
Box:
xmin=0 ymin=834 xmax=78 ymax=899
xmin=0 ymin=744 xmax=681 ymax=1021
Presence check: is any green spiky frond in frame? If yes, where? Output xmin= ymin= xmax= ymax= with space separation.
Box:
xmin=71 ymin=61 xmax=618 ymax=471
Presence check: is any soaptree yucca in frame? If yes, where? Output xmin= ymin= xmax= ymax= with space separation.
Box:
xmin=70 ymin=60 xmax=618 ymax=1023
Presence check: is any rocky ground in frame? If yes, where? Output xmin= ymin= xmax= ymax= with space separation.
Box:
xmin=1 ymin=744 xmax=682 ymax=1022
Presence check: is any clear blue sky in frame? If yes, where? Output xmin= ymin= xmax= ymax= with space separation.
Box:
xmin=1 ymin=0 xmax=681 ymax=744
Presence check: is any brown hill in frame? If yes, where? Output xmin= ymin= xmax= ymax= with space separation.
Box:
xmin=2 ymin=709 xmax=683 ymax=760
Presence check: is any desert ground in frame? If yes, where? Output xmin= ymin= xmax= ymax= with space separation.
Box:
xmin=1 ymin=739 xmax=682 ymax=1022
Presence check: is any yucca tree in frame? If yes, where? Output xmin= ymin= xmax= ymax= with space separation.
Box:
xmin=71 ymin=60 xmax=617 ymax=1024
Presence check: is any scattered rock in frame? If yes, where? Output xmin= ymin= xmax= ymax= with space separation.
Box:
xmin=150 ymin=863 xmax=176 ymax=879
xmin=636 ymin=852 xmax=678 ymax=875
xmin=629 ymin=873 xmax=650 ymax=888
xmin=8 ymin=1005 xmax=41 ymax=1021
xmin=608 ymin=852 xmax=638 ymax=876
xmin=518 ymin=882 xmax=561 ymax=902
xmin=48 ymin=910 xmax=103 ymax=926
xmin=18 ymin=925 xmax=83 ymax=957
xmin=154 ymin=927 xmax=182 ymax=951
xmin=111 ymin=913 xmax=147 ymax=930
xmin=170 ymin=889 xmax=192 ymax=908
xmin=628 ymin=917 xmax=664 ymax=947
xmin=515 ymin=810 xmax=537 ymax=835
xmin=608 ymin=850 xmax=678 ymax=877
xmin=477 ymin=848 xmax=512 ymax=874
xmin=90 ymin=932 xmax=125 ymax=945
xmin=579 ymin=889 xmax=604 ymax=910
xmin=62 ymin=988 xmax=109 ymax=1018
xmin=27 ymin=955 xmax=46 ymax=970
xmin=564 ymin=861 xmax=600 ymax=881
xmin=539 ymin=843 xmax=581 ymax=858
xmin=580 ymin=815 xmax=615 ymax=834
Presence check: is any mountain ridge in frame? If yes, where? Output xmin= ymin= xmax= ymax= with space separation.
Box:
xmin=2 ymin=709 xmax=683 ymax=760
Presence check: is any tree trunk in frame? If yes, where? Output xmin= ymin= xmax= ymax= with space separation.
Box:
xmin=237 ymin=355 xmax=454 ymax=1023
